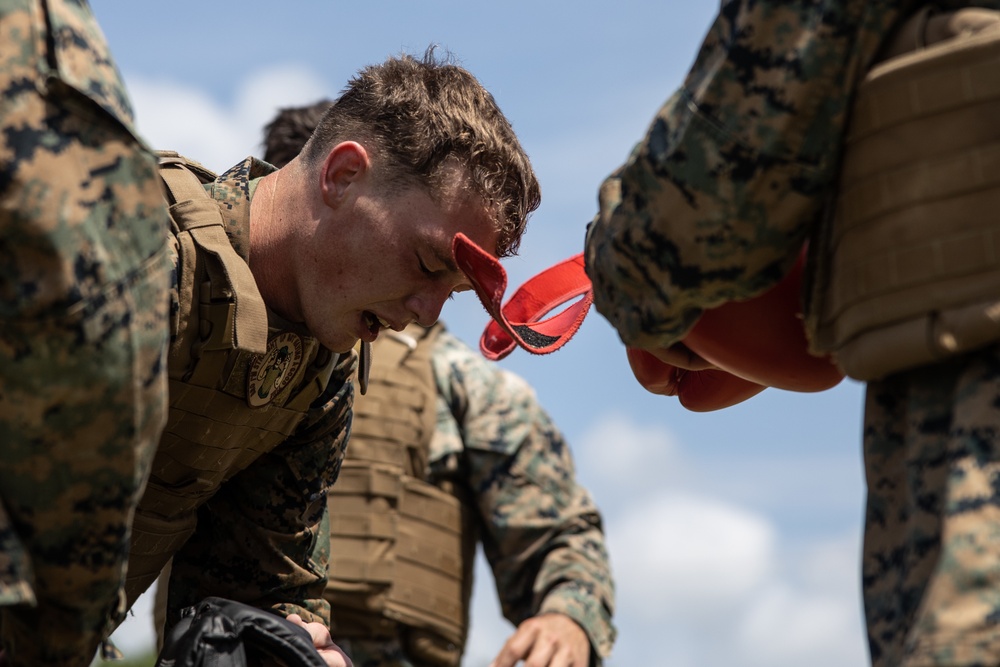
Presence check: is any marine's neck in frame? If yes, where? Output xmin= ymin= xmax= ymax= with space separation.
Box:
xmin=250 ymin=169 xmax=301 ymax=324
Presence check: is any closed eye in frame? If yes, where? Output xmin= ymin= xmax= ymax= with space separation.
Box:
xmin=419 ymin=253 xmax=452 ymax=279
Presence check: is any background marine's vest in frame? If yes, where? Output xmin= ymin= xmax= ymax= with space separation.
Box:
xmin=126 ymin=154 xmax=339 ymax=604
xmin=807 ymin=8 xmax=1000 ymax=380
xmin=327 ymin=323 xmax=474 ymax=667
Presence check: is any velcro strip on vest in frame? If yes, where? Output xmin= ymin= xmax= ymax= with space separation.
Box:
xmin=339 ymin=437 xmax=415 ymax=471
xmin=352 ymin=395 xmax=426 ymax=447
xmin=328 ymin=465 xmax=399 ymax=583
xmin=150 ymin=381 xmax=305 ymax=489
xmin=328 ymin=555 xmax=396 ymax=584
xmin=399 ymin=478 xmax=462 ymax=535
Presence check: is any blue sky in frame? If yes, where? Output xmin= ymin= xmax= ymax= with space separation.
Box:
xmin=92 ymin=2 xmax=871 ymax=665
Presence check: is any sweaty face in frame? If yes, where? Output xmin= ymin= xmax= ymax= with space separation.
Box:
xmin=298 ymin=169 xmax=498 ymax=353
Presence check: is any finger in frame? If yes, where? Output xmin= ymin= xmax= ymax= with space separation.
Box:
xmin=626 ymin=347 xmax=681 ymax=395
xmin=285 ymin=615 xmax=328 ymax=647
xmin=287 ymin=617 xmax=352 ymax=667
xmin=521 ymin=637 xmax=558 ymax=667
xmin=647 ymin=342 xmax=715 ymax=371
xmin=490 ymin=627 xmax=537 ymax=667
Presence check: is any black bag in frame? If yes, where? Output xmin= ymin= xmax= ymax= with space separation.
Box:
xmin=155 ymin=597 xmax=329 ymax=667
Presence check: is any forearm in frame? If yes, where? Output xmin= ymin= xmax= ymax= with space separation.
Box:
xmin=529 ymin=515 xmax=616 ymax=660
xmin=585 ymin=1 xmax=899 ymax=349
xmin=165 ymin=393 xmax=351 ymax=630
xmin=485 ymin=496 xmax=615 ymax=647
xmin=165 ymin=470 xmax=333 ymax=627
xmin=536 ymin=579 xmax=615 ymax=662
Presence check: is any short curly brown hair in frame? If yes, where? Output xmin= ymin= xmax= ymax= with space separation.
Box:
xmin=263 ymin=49 xmax=539 ymax=258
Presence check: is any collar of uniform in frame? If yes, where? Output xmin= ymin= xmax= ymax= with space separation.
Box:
xmin=209 ymin=156 xmax=277 ymax=261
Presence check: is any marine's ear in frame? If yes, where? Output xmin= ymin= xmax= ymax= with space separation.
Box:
xmin=319 ymin=141 xmax=370 ymax=207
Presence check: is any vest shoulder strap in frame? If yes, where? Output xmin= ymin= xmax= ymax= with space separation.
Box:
xmin=157 ymin=151 xmax=268 ymax=354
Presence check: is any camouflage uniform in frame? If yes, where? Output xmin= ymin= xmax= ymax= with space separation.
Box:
xmin=0 ymin=0 xmax=171 ymax=664
xmin=338 ymin=326 xmax=615 ymax=667
xmin=584 ymin=2 xmax=1000 ymax=666
xmin=137 ymin=157 xmax=355 ymax=634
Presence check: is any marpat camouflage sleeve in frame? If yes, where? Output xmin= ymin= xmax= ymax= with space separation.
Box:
xmin=164 ymin=351 xmax=356 ymax=628
xmin=0 ymin=0 xmax=171 ymax=664
xmin=430 ymin=332 xmax=616 ymax=660
xmin=582 ymin=0 xmax=998 ymax=350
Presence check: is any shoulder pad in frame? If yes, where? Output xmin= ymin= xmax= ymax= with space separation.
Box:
xmin=155 ymin=150 xmax=217 ymax=184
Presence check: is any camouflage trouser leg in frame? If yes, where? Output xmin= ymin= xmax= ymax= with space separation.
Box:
xmin=862 ymin=343 xmax=1000 ymax=667
xmin=0 ymin=48 xmax=171 ymax=667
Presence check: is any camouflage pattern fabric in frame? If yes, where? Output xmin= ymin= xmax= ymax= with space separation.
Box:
xmin=428 ymin=329 xmax=615 ymax=661
xmin=155 ymin=158 xmax=355 ymax=633
xmin=863 ymin=344 xmax=1000 ymax=667
xmin=583 ymin=1 xmax=1000 ymax=666
xmin=0 ymin=0 xmax=171 ymax=664
xmin=584 ymin=0 xmax=1000 ymax=352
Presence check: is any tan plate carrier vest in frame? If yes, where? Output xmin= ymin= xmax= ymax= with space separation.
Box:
xmin=807 ymin=10 xmax=1000 ymax=380
xmin=328 ymin=323 xmax=475 ymax=667
xmin=126 ymin=153 xmax=338 ymax=604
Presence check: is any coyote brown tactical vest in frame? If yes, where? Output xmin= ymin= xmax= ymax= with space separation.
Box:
xmin=807 ymin=9 xmax=1000 ymax=380
xmin=327 ymin=323 xmax=473 ymax=667
xmin=125 ymin=153 xmax=339 ymax=604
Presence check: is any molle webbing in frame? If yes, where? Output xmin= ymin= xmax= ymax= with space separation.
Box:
xmin=808 ymin=18 xmax=1000 ymax=380
xmin=327 ymin=324 xmax=468 ymax=662
xmin=327 ymin=465 xmax=465 ymax=645
xmin=346 ymin=326 xmax=441 ymax=476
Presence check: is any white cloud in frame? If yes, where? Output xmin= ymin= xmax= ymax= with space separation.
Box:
xmin=458 ymin=491 xmax=866 ymax=667
xmin=575 ymin=412 xmax=686 ymax=493
xmin=729 ymin=533 xmax=867 ymax=666
xmin=793 ymin=532 xmax=863 ymax=595
xmin=734 ymin=579 xmax=867 ymax=667
xmin=611 ymin=493 xmax=776 ymax=622
xmin=124 ymin=64 xmax=331 ymax=172
xmin=127 ymin=77 xmax=244 ymax=171
xmin=233 ymin=64 xmax=334 ymax=149
xmin=569 ymin=411 xmax=867 ymax=667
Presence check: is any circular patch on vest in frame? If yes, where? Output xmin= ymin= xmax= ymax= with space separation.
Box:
xmin=246 ymin=332 xmax=304 ymax=407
